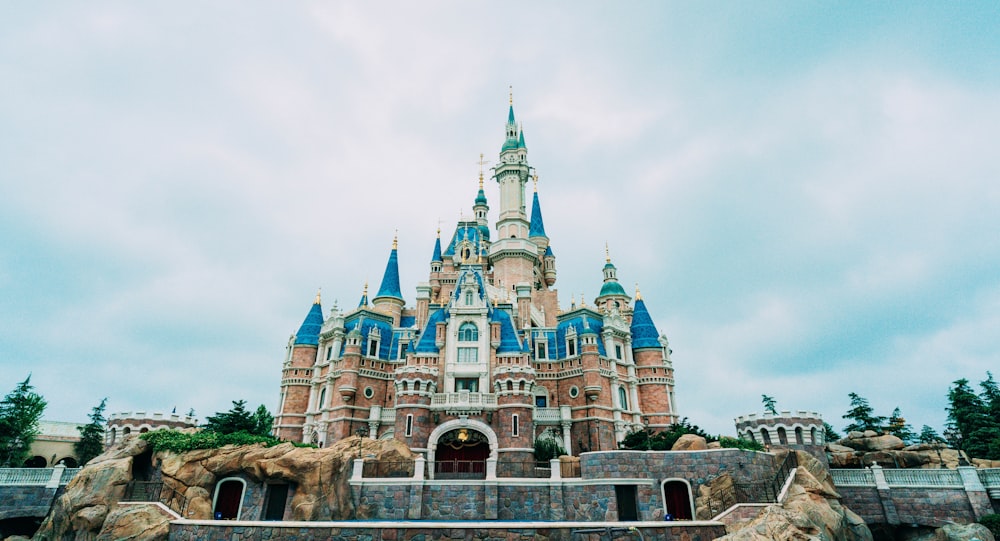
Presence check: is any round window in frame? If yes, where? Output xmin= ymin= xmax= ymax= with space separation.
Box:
xmin=568 ymin=386 xmax=580 ymax=399
xmin=364 ymin=387 xmax=375 ymax=399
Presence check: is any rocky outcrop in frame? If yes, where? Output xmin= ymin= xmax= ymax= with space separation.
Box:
xmin=34 ymin=435 xmax=413 ymax=541
xmin=694 ymin=471 xmax=733 ymax=520
xmin=718 ymin=450 xmax=873 ymax=541
xmin=672 ymin=434 xmax=708 ymax=451
xmin=890 ymin=522 xmax=997 ymax=541
xmin=829 ymin=433 xmax=971 ymax=469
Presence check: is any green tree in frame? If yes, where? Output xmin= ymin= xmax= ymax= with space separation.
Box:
xmin=761 ymin=395 xmax=778 ymax=416
xmin=918 ymin=425 xmax=943 ymax=444
xmin=823 ymin=422 xmax=841 ymax=442
xmin=204 ymin=400 xmax=272 ymax=437
xmin=252 ymin=404 xmax=274 ymax=437
xmin=75 ymin=398 xmax=108 ymax=466
xmin=620 ymin=418 xmax=714 ymax=451
xmin=946 ymin=378 xmax=995 ymax=459
xmin=887 ymin=407 xmax=916 ymax=444
xmin=842 ymin=392 xmax=886 ymax=434
xmin=0 ymin=376 xmax=48 ymax=467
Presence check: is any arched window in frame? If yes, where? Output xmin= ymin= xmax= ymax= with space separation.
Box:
xmin=810 ymin=427 xmax=819 ymax=444
xmin=777 ymin=427 xmax=788 ymax=445
xmin=760 ymin=428 xmax=771 ymax=446
xmin=795 ymin=427 xmax=803 ymax=444
xmin=458 ymin=322 xmax=478 ymax=341
xmin=318 ymin=388 xmax=327 ymax=410
xmin=618 ymin=387 xmax=629 ymax=410
xmin=661 ymin=479 xmax=693 ymax=520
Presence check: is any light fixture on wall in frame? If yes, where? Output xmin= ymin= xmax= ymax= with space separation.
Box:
xmin=457 ymin=428 xmax=469 ymax=443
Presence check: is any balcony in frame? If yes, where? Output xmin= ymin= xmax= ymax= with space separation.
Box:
xmin=430 ymin=392 xmax=497 ymax=413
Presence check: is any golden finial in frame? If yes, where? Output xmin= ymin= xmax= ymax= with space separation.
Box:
xmin=477 ymin=238 xmax=483 ymax=265
xmin=392 ymin=230 xmax=398 ymax=250
xmin=492 ymin=296 xmax=498 ymax=307
xmin=605 ymin=242 xmax=611 ymax=263
xmin=533 ymin=173 xmax=539 ymax=192
xmin=477 ymin=153 xmax=489 ymax=187
xmin=635 ymin=283 xmax=642 ymax=301
xmin=363 ymin=281 xmax=369 ymax=295
xmin=314 ymin=288 xmax=322 ymax=305
xmin=509 ymin=85 xmax=513 ymax=105
xmin=570 ymin=294 xmax=575 ymax=307
xmin=581 ymin=293 xmax=586 ymax=308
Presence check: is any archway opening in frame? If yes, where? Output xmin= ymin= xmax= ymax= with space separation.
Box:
xmin=213 ymin=478 xmax=246 ymax=520
xmin=24 ymin=455 xmax=46 ymax=468
xmin=434 ymin=428 xmax=488 ymax=479
xmin=662 ymin=480 xmax=693 ymax=520
xmin=56 ymin=457 xmax=78 ymax=468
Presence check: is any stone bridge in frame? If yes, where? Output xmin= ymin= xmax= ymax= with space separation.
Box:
xmin=831 ymin=465 xmax=1000 ymax=527
xmin=0 ymin=466 xmax=80 ymax=524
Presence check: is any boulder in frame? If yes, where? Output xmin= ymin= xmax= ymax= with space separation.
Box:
xmin=672 ymin=434 xmax=708 ymax=451
xmin=95 ymin=504 xmax=171 ymax=541
xmin=972 ymin=458 xmax=1000 ymax=468
xmin=933 ymin=523 xmax=996 ymax=541
xmin=718 ymin=451 xmax=872 ymax=541
xmin=839 ymin=434 xmax=905 ymax=452
xmin=694 ymin=472 xmax=734 ymax=520
xmin=707 ymin=440 xmax=722 ymax=449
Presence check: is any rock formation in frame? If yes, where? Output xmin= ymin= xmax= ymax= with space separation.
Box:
xmin=671 ymin=433 xmax=708 ymax=451
xmin=828 ymin=432 xmax=970 ymax=469
xmin=33 ymin=435 xmax=413 ymax=541
xmin=717 ymin=450 xmax=873 ymax=541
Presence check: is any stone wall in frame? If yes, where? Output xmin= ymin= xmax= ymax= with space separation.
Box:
xmin=837 ymin=486 xmax=885 ymax=524
xmin=170 ymin=521 xmax=728 ymax=541
xmin=580 ymin=449 xmax=777 ymax=490
xmin=421 ymin=484 xmax=486 ymax=519
xmin=890 ymin=487 xmax=976 ymax=525
xmin=0 ymin=485 xmax=61 ymax=520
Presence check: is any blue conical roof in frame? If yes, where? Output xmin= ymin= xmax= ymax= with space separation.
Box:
xmin=518 ymin=129 xmax=526 ymax=149
xmin=375 ymin=244 xmax=404 ymax=300
xmin=475 ymin=188 xmax=488 ymax=206
xmin=507 ymin=104 xmax=515 ymax=125
xmin=630 ymin=299 xmax=661 ymax=349
xmin=294 ymin=300 xmax=323 ymax=346
xmin=431 ymin=235 xmax=443 ymax=263
xmin=529 ymin=191 xmax=547 ymax=237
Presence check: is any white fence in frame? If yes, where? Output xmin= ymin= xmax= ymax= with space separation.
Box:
xmin=0 ymin=467 xmax=81 ymax=486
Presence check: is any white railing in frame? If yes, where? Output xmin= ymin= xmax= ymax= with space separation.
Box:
xmin=0 ymin=468 xmax=52 ymax=485
xmin=61 ymin=468 xmax=81 ymax=484
xmin=830 ymin=469 xmax=876 ymax=486
xmin=883 ymin=469 xmax=962 ymax=487
xmin=380 ymin=408 xmax=396 ymax=424
xmin=533 ymin=408 xmax=562 ymax=422
xmin=431 ymin=392 xmax=497 ymax=408
xmin=0 ymin=467 xmax=79 ymax=486
xmin=978 ymin=468 xmax=1000 ymax=488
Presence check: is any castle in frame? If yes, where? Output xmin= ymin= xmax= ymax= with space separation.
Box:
xmin=273 ymin=97 xmax=678 ymax=467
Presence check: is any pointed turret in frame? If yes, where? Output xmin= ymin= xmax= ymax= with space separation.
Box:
xmin=358 ymin=281 xmax=369 ymax=308
xmin=630 ymin=286 xmax=662 ymax=349
xmin=528 ymin=178 xmax=547 ymax=239
xmin=431 ymin=229 xmax=443 ymax=264
xmin=373 ymin=234 xmax=405 ymax=323
xmin=294 ymin=291 xmax=324 ymax=346
xmin=375 ymin=235 xmax=403 ymax=301
xmin=518 ymin=126 xmax=526 ymax=149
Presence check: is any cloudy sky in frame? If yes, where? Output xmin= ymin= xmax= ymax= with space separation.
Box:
xmin=2 ymin=3 xmax=999 ymax=437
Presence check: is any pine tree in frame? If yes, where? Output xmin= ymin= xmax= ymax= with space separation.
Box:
xmin=0 ymin=376 xmax=48 ymax=467
xmin=887 ymin=407 xmax=916 ymax=444
xmin=842 ymin=392 xmax=886 ymax=434
xmin=75 ymin=398 xmax=107 ymax=466
xmin=823 ymin=422 xmax=841 ymax=442
xmin=946 ymin=378 xmax=992 ymax=459
xmin=204 ymin=400 xmax=273 ymax=437
xmin=918 ymin=425 xmax=943 ymax=444
xmin=252 ymin=405 xmax=274 ymax=437
xmin=761 ymin=395 xmax=778 ymax=416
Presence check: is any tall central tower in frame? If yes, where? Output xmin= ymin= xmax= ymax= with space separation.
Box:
xmin=490 ymin=95 xmax=536 ymax=292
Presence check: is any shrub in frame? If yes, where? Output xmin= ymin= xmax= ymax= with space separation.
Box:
xmin=979 ymin=514 xmax=1000 ymax=537
xmin=718 ymin=436 xmax=766 ymax=452
xmin=140 ymin=429 xmax=291 ymax=453
xmin=534 ymin=436 xmax=566 ymax=462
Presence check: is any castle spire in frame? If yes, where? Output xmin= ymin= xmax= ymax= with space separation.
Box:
xmin=431 ymin=227 xmax=443 ymax=264
xmin=630 ymin=291 xmax=662 ymax=349
xmin=374 ymin=236 xmax=404 ymax=301
xmin=294 ymin=295 xmax=324 ymax=346
xmin=528 ymin=174 xmax=547 ymax=238
xmin=358 ymin=281 xmax=369 ymax=307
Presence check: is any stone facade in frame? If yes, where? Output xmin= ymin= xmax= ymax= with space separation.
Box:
xmin=274 ymin=99 xmax=678 ymax=461
xmin=170 ymin=522 xmax=728 ymax=541
xmin=105 ymin=411 xmax=199 ymax=447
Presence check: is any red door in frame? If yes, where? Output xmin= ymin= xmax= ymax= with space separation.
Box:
xmin=214 ymin=480 xmax=244 ymax=520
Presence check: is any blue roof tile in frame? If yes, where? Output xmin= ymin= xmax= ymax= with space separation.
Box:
xmin=490 ymin=308 xmax=522 ymax=354
xmin=375 ymin=247 xmax=404 ymax=300
xmin=630 ymin=299 xmax=662 ymax=349
xmin=293 ymin=301 xmax=324 ymax=346
xmin=431 ymin=236 xmax=443 ymax=263
xmin=413 ymin=308 xmax=449 ymax=353
xmin=529 ymin=191 xmax=547 ymax=238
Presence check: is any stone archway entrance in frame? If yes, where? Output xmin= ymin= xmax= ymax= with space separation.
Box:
xmin=435 ymin=428 xmax=489 ymax=479
xmin=426 ymin=419 xmax=497 ymax=480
